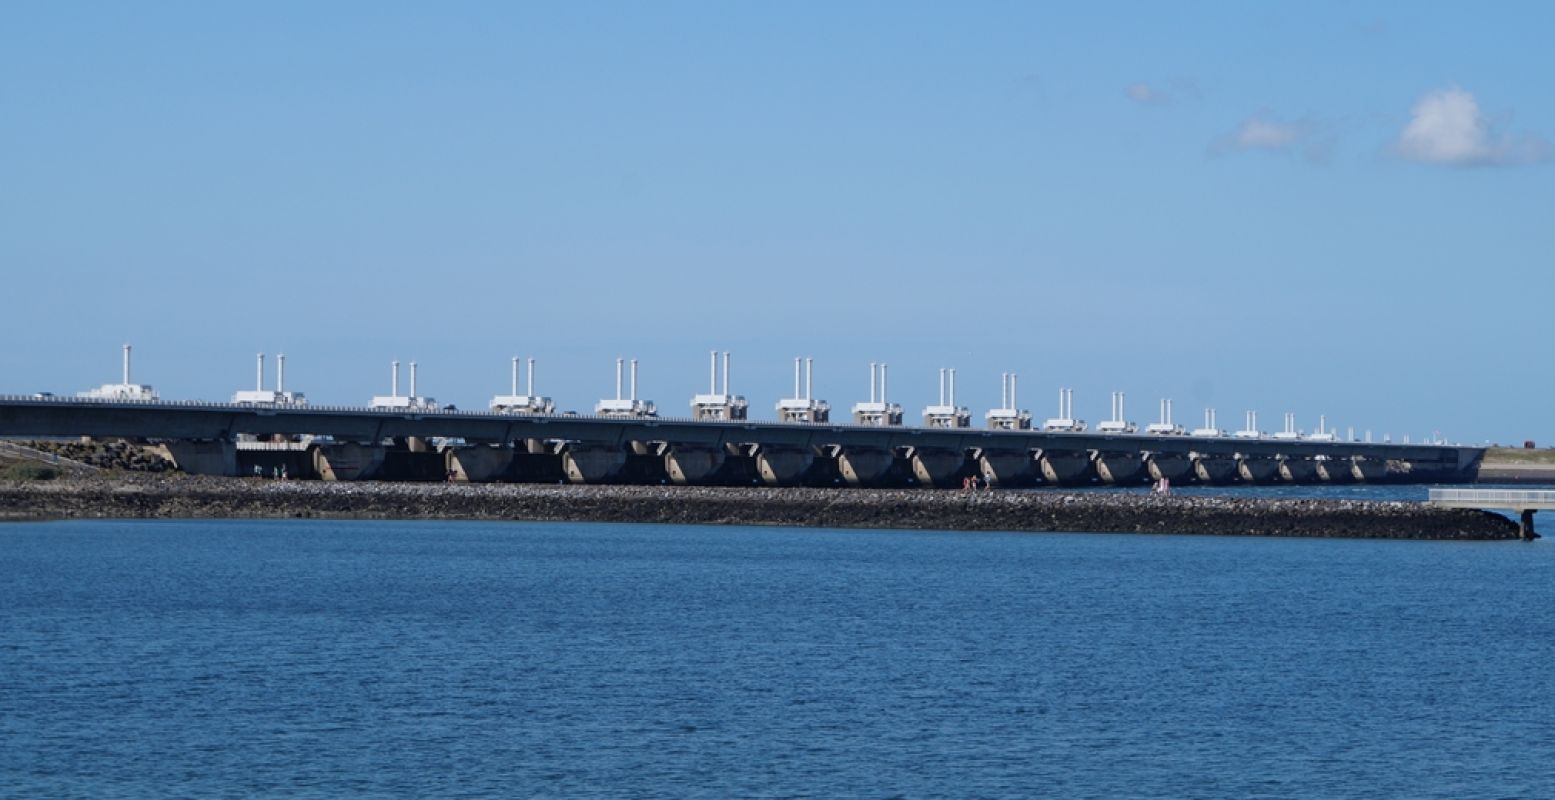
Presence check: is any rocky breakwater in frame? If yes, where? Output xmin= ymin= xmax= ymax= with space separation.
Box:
xmin=0 ymin=478 xmax=1521 ymax=539
xmin=21 ymin=440 xmax=172 ymax=472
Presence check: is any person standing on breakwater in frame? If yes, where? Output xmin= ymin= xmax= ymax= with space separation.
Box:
xmin=1153 ymin=477 xmax=1171 ymax=496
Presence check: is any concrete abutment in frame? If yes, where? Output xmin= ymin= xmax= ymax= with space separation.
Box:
xmin=310 ymin=443 xmax=388 ymax=481
xmin=155 ymin=440 xmax=238 ymax=477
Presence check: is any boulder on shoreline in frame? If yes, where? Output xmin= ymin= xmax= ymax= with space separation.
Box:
xmin=0 ymin=476 xmax=1520 ymax=540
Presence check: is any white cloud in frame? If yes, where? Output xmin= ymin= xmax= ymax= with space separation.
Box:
xmin=1125 ymin=79 xmax=1200 ymax=106
xmin=1125 ymin=83 xmax=1160 ymax=104
xmin=1232 ymin=115 xmax=1301 ymax=150
xmin=1395 ymin=87 xmax=1550 ymax=166
xmin=1212 ymin=113 xmax=1332 ymax=164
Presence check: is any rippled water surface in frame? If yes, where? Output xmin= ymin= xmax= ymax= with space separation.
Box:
xmin=3 ymin=517 xmax=1553 ymax=797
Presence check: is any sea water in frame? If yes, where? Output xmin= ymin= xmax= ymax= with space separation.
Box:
xmin=2 ymin=514 xmax=1552 ymax=797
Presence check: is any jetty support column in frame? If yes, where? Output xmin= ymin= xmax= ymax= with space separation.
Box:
xmin=1520 ymin=509 xmax=1540 ymax=541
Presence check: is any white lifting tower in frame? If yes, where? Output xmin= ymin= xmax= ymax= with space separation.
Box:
xmin=1042 ymin=387 xmax=1086 ymax=432
xmin=777 ymin=357 xmax=829 ymax=423
xmin=1096 ymin=391 xmax=1136 ymax=434
xmin=922 ymin=368 xmax=971 ymax=428
xmin=491 ymin=356 xmax=555 ymax=414
xmin=984 ymin=372 xmax=1031 ymax=430
xmin=851 ymin=362 xmax=903 ymax=426
xmin=690 ymin=350 xmax=748 ymax=421
xmin=78 ymin=344 xmax=159 ymax=401
xmin=232 ymin=352 xmax=307 ymax=406
xmin=370 ymin=361 xmax=438 ymax=410
xmin=596 ymin=358 xmax=656 ymax=417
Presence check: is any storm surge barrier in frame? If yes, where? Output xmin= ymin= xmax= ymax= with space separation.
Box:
xmin=0 ymin=396 xmax=1485 ymax=489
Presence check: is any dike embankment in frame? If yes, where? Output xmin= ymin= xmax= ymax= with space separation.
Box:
xmin=0 ymin=477 xmax=1521 ymax=539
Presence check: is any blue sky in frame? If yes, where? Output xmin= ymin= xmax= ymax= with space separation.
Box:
xmin=2 ymin=2 xmax=1550 ymax=444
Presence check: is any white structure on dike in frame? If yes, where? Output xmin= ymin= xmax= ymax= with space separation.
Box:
xmin=596 ymin=358 xmax=656 ymax=417
xmin=1145 ymin=398 xmax=1185 ymax=435
xmin=985 ymin=372 xmax=1032 ymax=430
xmin=1042 ymin=387 xmax=1085 ymax=432
xmin=370 ymin=361 xmax=438 ymax=410
xmin=232 ymin=353 xmax=306 ymax=406
xmin=777 ymin=357 xmax=828 ymax=423
xmin=491 ymin=357 xmax=554 ymax=414
xmin=1191 ymin=408 xmax=1223 ymax=438
xmin=78 ymin=344 xmax=159 ymax=401
xmin=690 ymin=350 xmax=747 ymax=421
xmin=921 ymin=368 xmax=971 ymax=428
xmin=1096 ymin=392 xmax=1137 ymax=434
xmin=851 ymin=362 xmax=903 ymax=426
xmin=1271 ymin=412 xmax=1301 ymax=441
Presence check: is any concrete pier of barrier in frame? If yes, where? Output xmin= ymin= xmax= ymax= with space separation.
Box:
xmin=1316 ymin=457 xmax=1353 ymax=483
xmin=1237 ymin=456 xmax=1280 ymax=484
xmin=1279 ymin=457 xmax=1317 ymax=483
xmin=1350 ymin=456 xmax=1387 ymax=482
xmin=311 ymin=443 xmax=387 ymax=481
xmin=754 ymin=444 xmax=816 ymax=486
xmin=830 ymin=445 xmax=894 ymax=486
xmin=1038 ymin=449 xmax=1093 ymax=485
xmin=660 ymin=442 xmax=726 ymax=485
xmin=157 ymin=440 xmax=238 ymax=477
xmin=445 ymin=444 xmax=515 ymax=483
xmin=1146 ymin=452 xmax=1194 ymax=484
xmin=1192 ymin=453 xmax=1238 ymax=485
xmin=977 ymin=448 xmax=1038 ymax=487
xmin=560 ymin=443 xmax=627 ymax=484
xmin=1093 ymin=451 xmax=1146 ymax=485
xmin=908 ymin=446 xmax=965 ymax=487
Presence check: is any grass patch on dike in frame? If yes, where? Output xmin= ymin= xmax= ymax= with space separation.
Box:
xmin=0 ymin=462 xmax=60 ymax=481
xmin=1483 ymin=447 xmax=1555 ymax=465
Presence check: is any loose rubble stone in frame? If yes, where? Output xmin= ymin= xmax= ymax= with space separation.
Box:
xmin=0 ymin=476 xmax=1520 ymax=540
